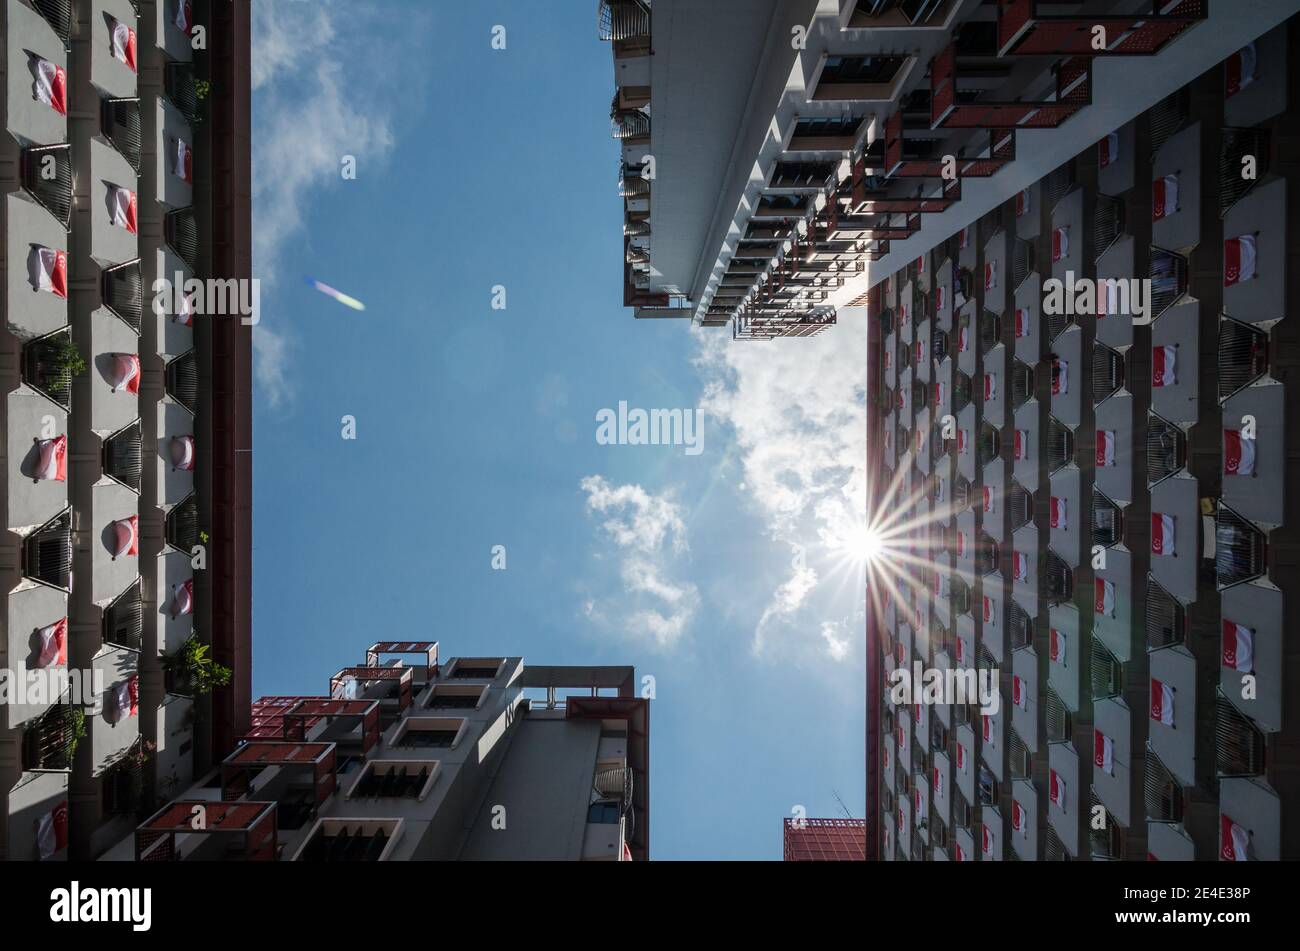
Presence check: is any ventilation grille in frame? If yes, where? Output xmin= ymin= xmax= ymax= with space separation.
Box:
xmin=103 ymin=260 xmax=142 ymax=333
xmin=104 ymin=580 xmax=143 ymax=651
xmin=104 ymin=423 xmax=142 ymax=492
xmin=1144 ymin=751 xmax=1184 ymax=822
xmin=166 ymin=494 xmax=200 ymax=553
xmin=102 ymin=98 xmax=142 ymax=172
xmin=22 ymin=145 xmax=73 ymax=228
xmin=1145 ymin=578 xmax=1185 ymax=650
xmin=166 ymin=210 xmax=200 ymax=272
xmin=1149 ymin=89 xmax=1189 ymax=157
xmin=1220 ymin=128 xmax=1268 ymax=216
xmin=1217 ymin=317 xmax=1268 ymax=400
xmin=1215 ymin=504 xmax=1265 ymax=589
xmin=1047 ymin=418 xmax=1073 ymax=472
xmin=1092 ymin=343 xmax=1124 ymax=404
xmin=24 ymin=509 xmax=72 ymax=589
xmin=1093 ymin=194 xmax=1124 ymax=263
xmin=1090 ymin=487 xmax=1123 ymax=548
xmin=1215 ymin=692 xmax=1265 ymax=777
xmin=167 ymin=351 xmax=198 ymax=415
xmin=1147 ymin=414 xmax=1186 ymax=485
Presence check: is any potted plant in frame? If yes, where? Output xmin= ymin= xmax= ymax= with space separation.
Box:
xmin=162 ymin=634 xmax=232 ymax=696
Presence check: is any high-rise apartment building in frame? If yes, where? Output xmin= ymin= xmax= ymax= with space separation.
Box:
xmin=110 ymin=644 xmax=649 ymax=861
xmin=783 ymin=817 xmax=867 ymax=860
xmin=1 ymin=0 xmax=251 ymax=861
xmin=604 ymin=0 xmax=1300 ymax=860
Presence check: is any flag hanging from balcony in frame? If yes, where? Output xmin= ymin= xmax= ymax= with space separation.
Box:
xmin=1095 ymin=578 xmax=1116 ymax=618
xmin=1016 ymin=188 xmax=1030 ymax=217
xmin=954 ymin=842 xmax=966 ymax=862
xmin=36 ymin=802 xmax=68 ymax=860
xmin=1094 ymin=729 xmax=1115 ymax=775
xmin=984 ymin=373 xmax=997 ymax=401
xmin=916 ymin=255 xmax=925 ymax=275
xmin=1013 ymin=551 xmax=1029 ymax=583
xmin=1097 ymin=278 xmax=1122 ymax=319
xmin=982 ymin=714 xmax=993 ymax=746
xmin=174 ymin=290 xmax=196 ymax=326
xmin=983 ymin=485 xmax=994 ymax=513
xmin=983 ymin=596 xmax=995 ymax=625
xmin=1049 ymin=769 xmax=1066 ymax=808
xmin=174 ymin=138 xmax=193 ymax=184
xmin=985 ymin=261 xmax=997 ymax=291
xmin=959 ymin=227 xmax=970 ymax=250
xmin=1052 ymin=358 xmax=1068 ymax=395
xmin=176 ymin=0 xmax=195 ymax=34
xmin=1012 ymin=675 xmax=1026 ymax=709
xmin=1014 ymin=307 xmax=1029 ymax=338
xmin=897 ymin=807 xmax=905 ymax=834
xmin=1224 ymin=429 xmax=1256 ymax=476
xmin=1152 ymin=174 xmax=1179 ymax=222
xmin=1012 ymin=799 xmax=1027 ymax=836
xmin=34 ymin=435 xmax=67 ymax=482
xmin=956 ymin=743 xmax=967 ymax=771
xmin=934 ymin=382 xmax=946 ymax=406
xmin=109 ymin=353 xmax=142 ymax=393
xmin=172 ymin=579 xmax=194 ymax=618
xmin=1225 ymin=43 xmax=1257 ymax=98
xmin=1096 ymin=429 xmax=1116 ymax=467
xmin=882 ymin=745 xmax=890 ymax=772
xmin=1152 ymin=345 xmax=1177 ymax=387
xmin=1223 ymin=234 xmax=1257 ymax=286
xmin=1222 ymin=619 xmax=1254 ymax=672
xmin=36 ymin=618 xmax=68 ymax=668
xmin=1221 ymin=814 xmax=1249 ymax=861
xmin=958 ymin=429 xmax=969 ymax=454
xmin=108 ymin=184 xmax=138 ymax=234
xmin=170 ymin=435 xmax=196 ymax=471
xmin=956 ymin=532 xmax=967 ymax=558
xmin=955 ymin=637 xmax=965 ymax=665
xmin=31 ymin=246 xmax=68 ymax=297
xmin=1052 ymin=227 xmax=1069 ymax=263
xmin=981 ymin=824 xmax=993 ymax=856
xmin=32 ymin=57 xmax=67 ymax=115
xmin=111 ymin=515 xmax=139 ymax=559
xmin=1099 ymin=132 xmax=1119 ymax=169
xmin=935 ymin=285 xmax=945 ymax=312
xmin=109 ymin=16 xmax=137 ymax=72
xmin=1150 ymin=678 xmax=1175 ymax=726
xmin=958 ymin=323 xmax=969 ymax=352
xmin=1050 ymin=495 xmax=1067 ymax=530
xmin=1050 ymin=627 xmax=1066 ymax=665
xmin=1151 ymin=513 xmax=1176 ymax=557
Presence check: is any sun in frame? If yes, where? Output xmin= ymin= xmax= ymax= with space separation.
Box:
xmin=845 ymin=526 xmax=887 ymax=565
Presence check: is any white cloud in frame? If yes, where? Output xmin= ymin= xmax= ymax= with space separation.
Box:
xmin=250 ymin=0 xmax=425 ymax=409
xmin=695 ymin=317 xmax=867 ymax=658
xmin=580 ymin=476 xmax=699 ymax=650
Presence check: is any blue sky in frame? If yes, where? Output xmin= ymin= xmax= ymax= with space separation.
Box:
xmin=248 ymin=0 xmax=866 ymax=860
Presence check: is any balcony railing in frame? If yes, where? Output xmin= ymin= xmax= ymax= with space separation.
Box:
xmin=1046 ymin=417 xmax=1073 ymax=472
xmin=22 ymin=330 xmax=75 ymax=410
xmin=24 ymin=509 xmax=72 ymax=590
xmin=1044 ymin=688 xmax=1070 ymax=742
xmin=22 ymin=702 xmax=81 ymax=772
xmin=166 ymin=210 xmax=200 ymax=273
xmin=1090 ymin=487 xmax=1123 ymax=548
xmin=1145 ymin=577 xmax=1184 ymax=650
xmin=1092 ymin=342 xmax=1124 ymax=405
xmin=104 ymin=421 xmax=143 ymax=492
xmin=598 ymin=0 xmax=650 ymax=42
xmin=594 ymin=766 xmax=633 ymax=808
xmin=32 ymin=0 xmax=73 ymax=45
xmin=1089 ymin=639 xmax=1123 ymax=700
xmin=103 ymin=259 xmax=143 ymax=333
xmin=1144 ymin=749 xmax=1184 ymax=822
xmin=1220 ymin=127 xmax=1268 ymax=216
xmin=21 ymin=145 xmax=73 ymax=227
xmin=1218 ymin=317 xmax=1268 ymax=401
xmin=102 ymin=98 xmax=142 ymax=173
xmin=166 ymin=63 xmax=202 ymax=126
xmin=1146 ymin=413 xmax=1185 ymax=485
xmin=1215 ymin=692 xmax=1265 ymax=777
xmin=167 ymin=351 xmax=198 ymax=414
xmin=166 ymin=493 xmax=200 ymax=553
xmin=1044 ymin=551 xmax=1073 ymax=605
xmin=1094 ymin=194 xmax=1124 ymax=263
xmin=1215 ymin=504 xmax=1265 ymax=589
xmin=104 ymin=579 xmax=144 ymax=652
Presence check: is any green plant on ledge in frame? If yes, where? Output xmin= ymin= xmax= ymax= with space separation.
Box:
xmin=163 ymin=634 xmax=232 ymax=696
xmin=67 ymin=707 xmax=87 ymax=763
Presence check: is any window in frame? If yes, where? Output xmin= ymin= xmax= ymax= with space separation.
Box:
xmin=392 ymin=717 xmax=465 ymax=750
xmin=349 ymin=762 xmax=435 ymax=800
xmin=448 ymin=657 xmax=504 ymax=679
xmin=588 ymin=800 xmax=621 ymax=824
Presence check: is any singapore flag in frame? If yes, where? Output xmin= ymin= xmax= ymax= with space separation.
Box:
xmin=109 ymin=16 xmax=137 ymax=73
xmin=1012 ymin=675 xmax=1027 ymax=709
xmin=1221 ymin=814 xmax=1249 ymax=861
xmin=31 ymin=246 xmax=68 ymax=297
xmin=985 ymin=261 xmax=998 ymax=291
xmin=1049 ymin=496 xmax=1067 ymax=530
xmin=1050 ymin=627 xmax=1066 ymax=665
xmin=1150 ymin=678 xmax=1175 ymax=727
xmin=983 ymin=485 xmax=994 ymax=513
xmin=1151 ymin=513 xmax=1176 ymax=557
xmin=32 ymin=57 xmax=67 ymax=115
xmin=108 ymin=184 xmax=138 ymax=234
xmin=1095 ymin=577 xmax=1116 ymax=618
xmin=1224 ymin=429 xmax=1256 ymax=476
xmin=34 ymin=435 xmax=67 ymax=482
xmin=1099 ymin=131 xmax=1119 ymax=169
xmin=1052 ymin=227 xmax=1069 ymax=262
xmin=175 ymin=138 xmax=194 ymax=183
xmin=1049 ymin=769 xmax=1066 ymax=808
xmin=1225 ymin=43 xmax=1257 ymax=97
xmin=1012 ymin=799 xmax=1028 ymax=836
xmin=1013 ymin=551 xmax=1029 ymax=582
xmin=1096 ymin=429 xmax=1116 ymax=467
xmin=36 ymin=617 xmax=68 ymax=668
xmin=1223 ymin=234 xmax=1257 ymax=287
xmin=983 ymin=596 xmax=996 ymax=625
xmin=1222 ymin=619 xmax=1254 ymax=673
xmin=1094 ymin=729 xmax=1114 ymax=775
xmin=1015 ymin=307 xmax=1029 ymax=338
xmin=1014 ymin=429 xmax=1028 ymax=460
xmin=1152 ymin=345 xmax=1176 ymax=387
xmin=1152 ymin=174 xmax=1179 ymax=221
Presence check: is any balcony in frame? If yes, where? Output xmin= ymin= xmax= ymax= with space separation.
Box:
xmin=21 ymin=702 xmax=81 ymax=772
xmin=346 ymin=761 xmax=438 ymax=801
xmin=1215 ymin=504 xmax=1265 ymax=589
xmin=103 ymin=579 xmax=143 ymax=652
xmin=165 ymin=62 xmax=202 ymax=126
xmin=22 ymin=330 xmax=76 ymax=411
xmin=102 ymin=259 xmax=143 ymax=333
xmin=102 ymin=98 xmax=142 ymax=172
xmin=165 ymin=209 xmax=200 ymax=272
xmin=1217 ymin=317 xmax=1268 ymax=400
xmin=1216 ymin=692 xmax=1265 ymax=778
xmin=24 ymin=508 xmax=72 ymax=590
xmin=931 ymin=41 xmax=1091 ymax=130
xmin=598 ymin=0 xmax=651 ymax=44
xmin=997 ymin=1 xmax=1205 ymax=58
xmin=21 ymin=146 xmax=73 ymax=228
xmin=137 ymin=801 xmax=278 ymax=861
xmin=220 ymin=741 xmax=338 ymax=805
xmin=1146 ymin=413 xmax=1186 ymax=485
xmin=813 ymin=54 xmax=912 ymax=103
xmin=165 ymin=492 xmax=199 ymax=552
xmin=104 ymin=421 xmax=142 ymax=491
xmin=166 ymin=350 xmax=198 ymax=413
xmin=32 ymin=0 xmax=73 ymax=46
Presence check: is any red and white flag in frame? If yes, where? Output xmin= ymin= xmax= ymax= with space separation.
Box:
xmin=957 ymin=532 xmax=967 ymax=558
xmin=1225 ymin=43 xmax=1257 ymax=98
xmin=958 ymin=429 xmax=969 ymax=454
xmin=983 ymin=485 xmax=994 ymax=513
xmin=955 ymin=638 xmax=965 ymax=665
xmin=108 ymin=184 xmax=138 ymax=234
xmin=983 ymin=596 xmax=996 ymax=625
xmin=1150 ymin=678 xmax=1175 ymax=726
xmin=173 ymin=578 xmax=194 ymax=618
xmin=1012 ymin=799 xmax=1027 ymax=835
xmin=1221 ymin=814 xmax=1249 ymax=861
xmin=934 ymin=382 xmax=945 ymax=406
xmin=956 ymin=742 xmax=967 ymax=771
xmin=985 ymin=261 xmax=997 ymax=291
xmin=1012 ymin=675 xmax=1026 ymax=709
xmin=36 ymin=617 xmax=68 ymax=668
xmin=171 ymin=435 xmax=196 ymax=471
xmin=34 ymin=435 xmax=67 ymax=482
xmin=884 ymin=351 xmax=891 ymax=370
xmin=1049 ymin=496 xmax=1067 ymax=530
xmin=109 ymin=353 xmax=141 ymax=393
xmin=1096 ymin=429 xmax=1116 ymax=467
xmin=1099 ymin=131 xmax=1119 ymax=169
xmin=36 ymin=802 xmax=68 ymax=860
xmin=112 ymin=515 xmax=139 ymax=558
xmin=915 ymin=340 xmax=924 ymax=365
xmin=175 ymin=138 xmax=193 ymax=184
xmin=1014 ymin=429 xmax=1028 ymax=460
xmin=882 ymin=746 xmax=890 ymax=771
xmin=33 ymin=57 xmax=67 ymax=115
xmin=981 ymin=824 xmax=993 ymax=856
xmin=176 ymin=0 xmax=195 ymax=33
xmin=959 ymin=227 xmax=970 ymax=249
xmin=1152 ymin=345 xmax=1177 ymax=387
xmin=1152 ymin=174 xmax=1179 ymax=221
xmin=1222 ymin=619 xmax=1254 ymax=672
xmin=1095 ymin=577 xmax=1116 ymax=618
xmin=982 ymin=714 xmax=994 ymax=745
xmin=1097 ymin=279 xmax=1120 ymax=318
xmin=1049 ymin=769 xmax=1066 ymax=808
xmin=984 ymin=373 xmax=997 ymax=401
xmin=1014 ymin=307 xmax=1029 ymax=338
xmin=898 ymin=725 xmax=907 ymax=754
xmin=955 ymin=842 xmax=966 ymax=862
xmin=1151 ymin=512 xmax=1176 ymax=557
xmin=1052 ymin=358 xmax=1068 ymax=395
xmin=1013 ymin=551 xmax=1029 ymax=582
xmin=1224 ymin=234 xmax=1257 ymax=286
xmin=916 ymin=255 xmax=925 ymax=275
xmin=958 ymin=324 xmax=970 ymax=352
xmin=1016 ymin=189 xmax=1030 ymax=217
xmin=935 ymin=286 xmax=945 ymax=312
xmin=1050 ymin=627 xmax=1066 ymax=664
xmin=31 ymin=247 xmax=68 ymax=298
xmin=1094 ymin=728 xmax=1114 ymax=775
xmin=898 ymin=807 xmax=905 ymax=834
xmin=109 ymin=17 xmax=137 ymax=73
xmin=933 ymin=766 xmax=941 ymax=796
xmin=1224 ymin=429 xmax=1256 ymax=476
xmin=1052 ymin=227 xmax=1069 ymax=262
